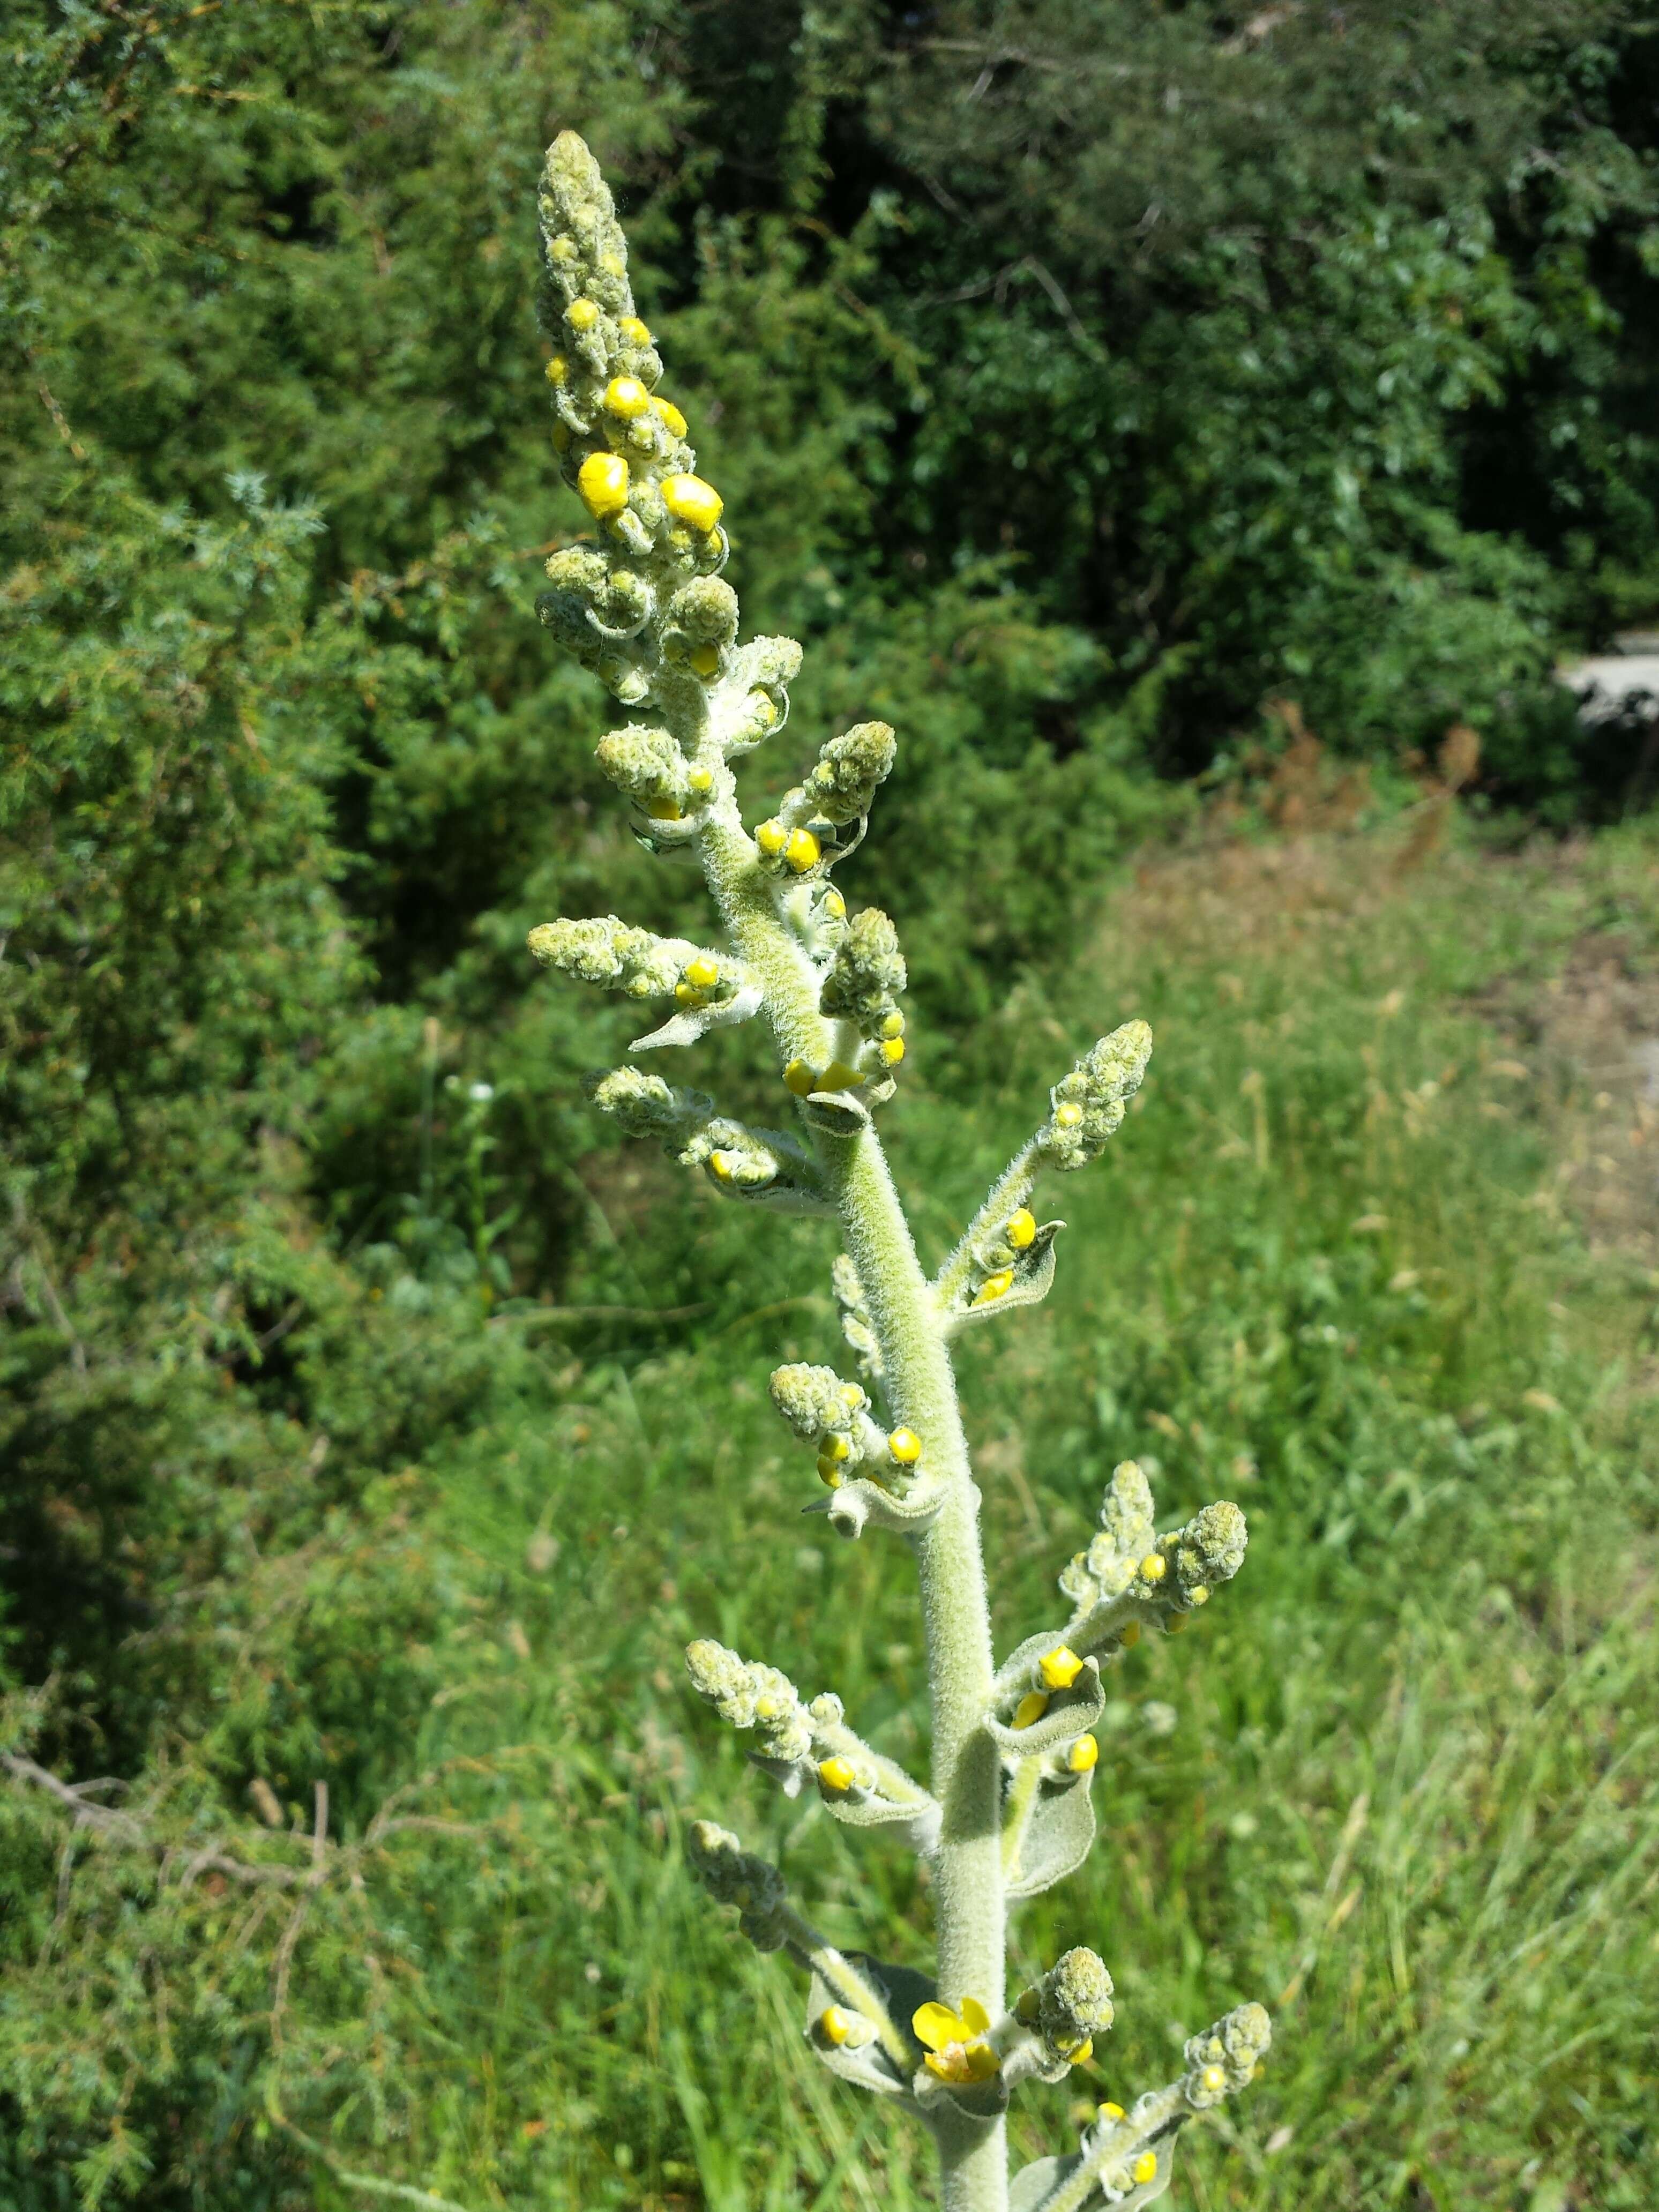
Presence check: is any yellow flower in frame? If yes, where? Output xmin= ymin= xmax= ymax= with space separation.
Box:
xmin=683 ymin=955 xmax=719 ymax=989
xmin=603 ymin=374 xmax=651 ymax=418
xmin=1068 ymin=2038 xmax=1094 ymax=2066
xmin=1067 ymin=1733 xmax=1099 ymax=1774
xmin=879 ymin=1036 xmax=906 ymax=1067
xmin=972 ymin=1268 xmax=1013 ymax=1306
xmin=880 ymin=1010 xmax=905 ymax=1039
xmin=1201 ymin=2064 xmax=1226 ymax=2093
xmin=1006 ymin=1207 xmax=1037 ymax=1249
xmin=687 ymin=766 xmax=714 ymax=797
xmin=662 ymin=472 xmax=723 ymax=532
xmin=818 ymin=2005 xmax=856 ymax=2047
xmin=1055 ymin=1101 xmax=1083 ymax=1127
xmin=1139 ymin=1552 xmax=1167 ymax=1582
xmin=577 ymin=451 xmax=630 ymax=519
xmin=783 ymin=1059 xmax=817 ymax=1097
xmin=887 ymin=1427 xmax=922 ymax=1466
xmin=783 ymin=826 xmax=821 ymax=872
xmin=1038 ymin=1645 xmax=1083 ymax=1691
xmin=1098 ymin=2101 xmax=1125 ymax=2123
xmin=566 ymin=297 xmax=599 ymax=332
xmin=707 ymin=1152 xmax=735 ymax=1184
xmin=912 ymin=1998 xmax=1000 ymax=2084
xmin=1012 ymin=1691 xmax=1049 ymax=1729
xmin=821 ymin=887 xmax=847 ymax=921
xmin=817 ymin=1755 xmax=856 ymax=1793
xmin=545 ymin=354 xmax=568 ymax=385
xmin=755 ymin=818 xmax=788 ymax=857
xmin=818 ymin=1433 xmax=851 ymax=1463
xmin=819 ymin=1059 xmax=865 ymax=1092
xmin=650 ymin=395 xmax=688 ymax=438
xmin=618 ymin=315 xmax=651 ymax=345
xmin=1133 ymin=2153 xmax=1158 ymax=2185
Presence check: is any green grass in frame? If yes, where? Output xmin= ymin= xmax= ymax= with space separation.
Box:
xmin=9 ymin=815 xmax=1658 ymax=2211
xmin=376 ymin=815 xmax=1659 ymax=2210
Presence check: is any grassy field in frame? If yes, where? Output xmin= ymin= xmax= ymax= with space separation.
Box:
xmin=16 ymin=804 xmax=1655 ymax=2212
xmin=350 ymin=803 xmax=1656 ymax=2212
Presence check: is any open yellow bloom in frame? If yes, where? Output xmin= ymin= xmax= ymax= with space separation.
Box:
xmin=913 ymin=1997 xmax=999 ymax=2084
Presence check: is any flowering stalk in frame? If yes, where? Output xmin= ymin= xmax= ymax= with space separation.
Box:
xmin=527 ymin=132 xmax=1270 ymax=2212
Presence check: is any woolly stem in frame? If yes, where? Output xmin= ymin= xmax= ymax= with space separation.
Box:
xmin=700 ymin=821 xmax=1007 ymax=2212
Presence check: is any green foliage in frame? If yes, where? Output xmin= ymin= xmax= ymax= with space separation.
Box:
xmin=5 ymin=2 xmax=1659 ymax=2204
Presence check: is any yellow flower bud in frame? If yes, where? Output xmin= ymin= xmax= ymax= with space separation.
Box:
xmin=643 ymin=796 xmax=681 ymax=821
xmin=551 ymin=424 xmax=571 ymax=452
xmin=1006 ymin=1207 xmax=1036 ymax=1249
xmin=1039 ymin=1646 xmax=1083 ymax=1691
xmin=1133 ymin=2154 xmax=1158 ymax=2186
xmin=577 ymin=450 xmax=630 ymax=519
xmin=1055 ymin=1101 xmax=1083 ymax=1127
xmin=887 ymin=1427 xmax=922 ymax=1466
xmin=819 ymin=2005 xmax=856 ymax=2046
xmin=1012 ymin=1691 xmax=1049 ymax=1729
xmin=755 ymin=818 xmax=787 ymax=857
xmin=1140 ymin=1553 xmax=1167 ymax=1582
xmin=1166 ymin=1610 xmax=1190 ymax=1634
xmin=1067 ymin=1733 xmax=1100 ymax=1774
xmin=1069 ymin=2038 xmax=1094 ymax=2066
xmin=819 ymin=1059 xmax=865 ymax=1092
xmin=690 ymin=644 xmax=720 ymax=677
xmin=973 ymin=1268 xmax=1013 ymax=1306
xmin=661 ymin=472 xmax=723 ymax=532
xmin=549 ymin=236 xmax=577 ymax=264
xmin=603 ymin=374 xmax=651 ymax=418
xmin=816 ymin=1455 xmax=844 ymax=1488
xmin=783 ymin=827 xmax=820 ymax=872
xmin=1201 ymin=2064 xmax=1227 ymax=2093
xmin=674 ymin=982 xmax=699 ymax=1004
xmin=821 ymin=888 xmax=846 ymax=920
xmin=651 ymin=395 xmax=688 ymax=438
xmin=618 ymin=315 xmax=651 ymax=345
xmin=1098 ymin=2101 xmax=1125 ymax=2123
xmin=880 ymin=1010 xmax=905 ymax=1039
xmin=879 ymin=1036 xmax=906 ymax=1067
xmin=817 ymin=1755 xmax=856 ymax=1793
xmin=599 ymin=251 xmax=625 ymax=278
xmin=566 ymin=297 xmax=599 ymax=331
xmin=1120 ymin=1621 xmax=1141 ymax=1648
xmin=687 ymin=766 xmax=714 ymax=796
xmin=708 ymin=1152 xmax=735 ymax=1184
xmin=783 ymin=1059 xmax=817 ymax=1096
xmin=683 ymin=955 xmax=719 ymax=989
xmin=749 ymin=691 xmax=778 ymax=728
xmin=1190 ymin=1585 xmax=1210 ymax=1605
xmin=819 ymin=1433 xmax=851 ymax=1462
xmin=545 ymin=354 xmax=568 ymax=385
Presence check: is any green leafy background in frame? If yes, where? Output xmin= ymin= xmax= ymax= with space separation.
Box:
xmin=3 ymin=5 xmax=1657 ymax=2208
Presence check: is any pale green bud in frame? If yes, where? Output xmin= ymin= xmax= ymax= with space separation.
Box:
xmin=1165 ymin=1500 xmax=1247 ymax=1606
xmin=664 ymin=576 xmax=739 ymax=651
xmin=769 ymin=1362 xmax=866 ymax=1441
xmin=803 ymin=721 xmax=896 ymax=826
xmin=595 ymin=723 xmax=690 ymax=814
xmin=1020 ymin=1947 xmax=1115 ymax=2061
xmin=1182 ymin=2001 xmax=1271 ymax=2108
xmin=685 ymin=1820 xmax=790 ymax=1950
xmin=537 ymin=130 xmax=636 ymax=324
xmin=819 ymin=908 xmax=906 ymax=1036
xmin=1059 ymin=1460 xmax=1159 ymax=1608
xmin=685 ymin=1640 xmax=813 ymax=1765
xmin=527 ymin=915 xmax=683 ymax=997
xmin=1038 ymin=1021 xmax=1153 ymax=1170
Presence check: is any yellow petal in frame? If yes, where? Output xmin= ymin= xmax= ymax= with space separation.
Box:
xmin=911 ymin=2001 xmax=961 ymax=2053
xmin=958 ymin=1996 xmax=991 ymax=2036
xmin=963 ymin=2041 xmax=1001 ymax=2081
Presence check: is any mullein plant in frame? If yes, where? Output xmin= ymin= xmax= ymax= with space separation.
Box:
xmin=527 ymin=132 xmax=1270 ymax=2212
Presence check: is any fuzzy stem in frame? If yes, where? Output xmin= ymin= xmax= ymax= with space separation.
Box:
xmin=700 ymin=821 xmax=1008 ymax=2212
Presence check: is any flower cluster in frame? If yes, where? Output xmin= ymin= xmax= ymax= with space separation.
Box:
xmin=528 ymin=133 xmax=1270 ymax=2212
